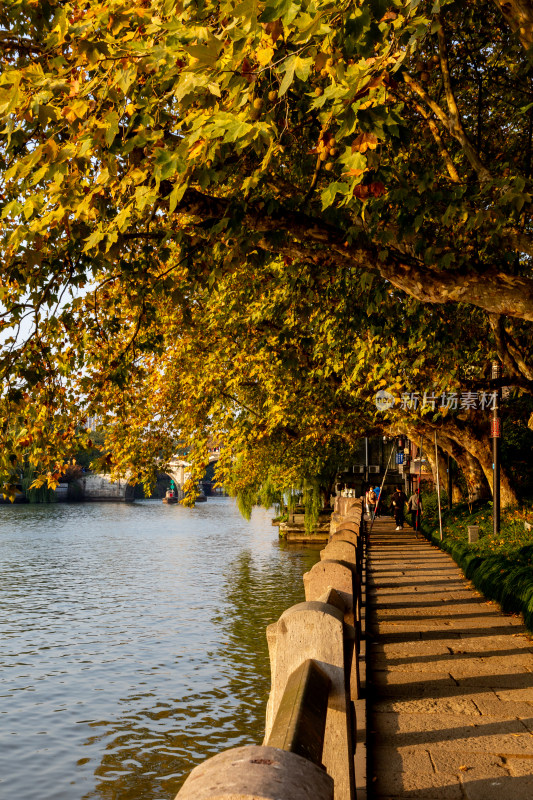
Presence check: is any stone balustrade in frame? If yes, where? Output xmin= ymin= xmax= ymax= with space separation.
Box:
xmin=174 ymin=496 xmax=366 ymax=800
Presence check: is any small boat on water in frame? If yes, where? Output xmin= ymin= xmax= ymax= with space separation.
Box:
xmin=162 ymin=484 xmax=207 ymax=504
xmin=163 ymin=490 xmax=178 ymax=504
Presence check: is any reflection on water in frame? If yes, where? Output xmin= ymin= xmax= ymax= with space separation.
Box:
xmin=0 ymin=498 xmax=320 ymax=800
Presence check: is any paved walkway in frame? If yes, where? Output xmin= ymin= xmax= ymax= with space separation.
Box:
xmin=366 ymin=517 xmax=533 ymax=800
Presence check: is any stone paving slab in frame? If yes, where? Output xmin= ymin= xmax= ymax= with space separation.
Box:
xmin=367 ymin=518 xmax=533 ymax=799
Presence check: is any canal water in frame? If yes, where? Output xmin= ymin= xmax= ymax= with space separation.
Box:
xmin=0 ymin=497 xmax=321 ymax=800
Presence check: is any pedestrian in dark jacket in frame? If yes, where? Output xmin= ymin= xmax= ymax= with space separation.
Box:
xmin=390 ymin=488 xmax=408 ymax=530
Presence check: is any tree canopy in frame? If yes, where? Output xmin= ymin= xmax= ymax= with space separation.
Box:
xmin=1 ymin=0 xmax=533 ymax=506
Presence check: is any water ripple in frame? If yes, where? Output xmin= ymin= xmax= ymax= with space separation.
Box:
xmin=0 ymin=498 xmax=320 ymax=800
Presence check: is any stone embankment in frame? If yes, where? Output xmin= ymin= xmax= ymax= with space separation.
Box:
xmin=277 ymin=507 xmax=332 ymax=542
xmin=0 ymin=474 xmax=130 ymax=503
xmin=175 ymin=496 xmax=367 ymax=800
xmin=80 ymin=473 xmax=131 ymax=501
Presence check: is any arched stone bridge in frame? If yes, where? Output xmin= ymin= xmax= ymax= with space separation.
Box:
xmin=167 ymin=449 xmax=220 ymax=496
xmin=80 ymin=449 xmax=220 ymax=502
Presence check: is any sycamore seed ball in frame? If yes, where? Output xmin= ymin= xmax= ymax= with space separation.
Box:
xmin=268 ymin=90 xmax=277 ymax=102
xmin=325 ymin=162 xmax=333 ymax=171
xmin=253 ymin=97 xmax=264 ymax=109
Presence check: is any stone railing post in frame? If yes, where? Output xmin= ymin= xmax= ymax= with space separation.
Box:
xmin=264 ymin=601 xmax=355 ymax=800
xmin=175 ymin=745 xmax=334 ymax=800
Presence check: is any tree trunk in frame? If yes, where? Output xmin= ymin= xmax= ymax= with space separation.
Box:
xmin=409 ymin=424 xmax=482 ymax=503
xmin=444 ymin=422 xmax=517 ymax=507
xmin=442 ymin=451 xmax=464 ymax=503
xmin=322 ymin=487 xmax=333 ymax=509
xmin=404 ymin=419 xmax=519 ymax=506
xmin=462 ymin=449 xmax=493 ymax=502
xmin=467 ymin=432 xmax=518 ymax=508
xmin=452 ymin=484 xmax=463 ymax=503
xmin=492 ymin=0 xmax=533 ymax=51
xmin=427 ymin=419 xmax=519 ymax=507
xmin=440 ymin=438 xmax=491 ymax=503
xmin=450 ymin=466 xmax=464 ymax=504
xmin=410 ymin=424 xmax=490 ymax=503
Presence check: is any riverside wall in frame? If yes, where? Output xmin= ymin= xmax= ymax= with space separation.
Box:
xmin=80 ymin=473 xmax=131 ymax=501
xmin=175 ymin=495 xmax=367 ymax=800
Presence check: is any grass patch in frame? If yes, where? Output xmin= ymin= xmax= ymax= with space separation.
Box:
xmin=421 ymin=494 xmax=533 ymax=634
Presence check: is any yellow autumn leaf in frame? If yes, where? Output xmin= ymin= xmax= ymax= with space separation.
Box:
xmin=257 ymin=47 xmax=274 ymax=66
xmin=351 ymin=132 xmax=379 ymax=153
xmin=188 ymin=139 xmax=205 ymax=159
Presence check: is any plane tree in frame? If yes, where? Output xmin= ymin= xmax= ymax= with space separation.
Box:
xmin=1 ymin=0 xmax=532 ymax=498
xmin=71 ymin=240 xmax=520 ymax=509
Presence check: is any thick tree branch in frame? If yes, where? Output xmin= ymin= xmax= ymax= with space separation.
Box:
xmin=402 ymin=73 xmax=451 ymax=129
xmin=378 ymin=259 xmax=533 ymax=322
xmin=503 ymin=229 xmax=533 ymax=257
xmin=436 ymin=18 xmax=492 ymax=183
xmin=156 ymin=189 xmax=533 ymax=322
xmin=0 ymin=36 xmax=44 ymax=54
xmin=506 ymin=337 xmax=533 ymax=380
xmin=489 ymin=313 xmax=533 ymax=380
xmin=491 ymin=0 xmax=533 ymax=50
xmin=485 ymin=313 xmax=533 ymax=389
xmin=403 ymin=23 xmax=491 ymax=185
xmin=410 ymin=98 xmax=460 ymax=181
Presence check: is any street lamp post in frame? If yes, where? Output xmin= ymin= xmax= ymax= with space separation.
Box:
xmin=447 ymin=453 xmax=453 ymax=511
xmin=491 ymin=360 xmax=502 ymax=535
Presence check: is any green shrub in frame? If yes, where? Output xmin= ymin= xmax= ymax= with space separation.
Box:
xmin=421 ymin=498 xmax=533 ymax=634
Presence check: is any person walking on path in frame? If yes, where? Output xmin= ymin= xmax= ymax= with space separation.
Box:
xmin=366 ymin=486 xmax=378 ymax=520
xmin=390 ymin=487 xmax=407 ymax=530
xmin=376 ymin=488 xmax=387 ymax=518
xmin=373 ymin=486 xmax=381 ymax=517
xmin=407 ymin=490 xmax=422 ymax=531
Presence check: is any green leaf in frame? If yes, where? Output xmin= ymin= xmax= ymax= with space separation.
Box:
xmin=321 ymin=181 xmax=349 ymax=210
xmin=294 ymin=56 xmax=313 ymax=81
xmin=278 ymin=56 xmax=296 ymax=97
xmin=185 ymin=38 xmax=220 ymax=67
xmin=259 ymin=0 xmax=293 ymax=23
xmin=83 ymin=226 xmax=105 ymax=252
xmin=169 ymin=183 xmax=187 ymax=213
xmin=116 ymin=67 xmax=137 ymax=94
xmin=154 ymin=148 xmax=180 ymax=180
xmin=104 ymin=111 xmax=120 ymax=147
